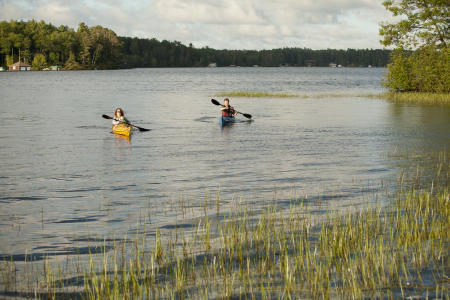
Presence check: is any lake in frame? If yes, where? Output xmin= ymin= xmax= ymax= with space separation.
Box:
xmin=0 ymin=67 xmax=449 ymax=259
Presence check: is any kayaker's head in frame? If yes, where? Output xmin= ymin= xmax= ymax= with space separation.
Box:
xmin=224 ymin=98 xmax=230 ymax=106
xmin=114 ymin=108 xmax=125 ymax=118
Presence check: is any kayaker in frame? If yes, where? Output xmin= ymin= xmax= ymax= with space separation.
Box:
xmin=221 ymin=98 xmax=237 ymax=117
xmin=112 ymin=108 xmax=130 ymax=125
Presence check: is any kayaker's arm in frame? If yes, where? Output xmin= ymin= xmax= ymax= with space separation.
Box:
xmin=122 ymin=117 xmax=131 ymax=124
xmin=230 ymin=106 xmax=238 ymax=116
xmin=102 ymin=114 xmax=151 ymax=131
xmin=112 ymin=116 xmax=133 ymax=125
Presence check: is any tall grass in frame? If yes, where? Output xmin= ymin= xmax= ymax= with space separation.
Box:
xmin=1 ymin=162 xmax=448 ymax=299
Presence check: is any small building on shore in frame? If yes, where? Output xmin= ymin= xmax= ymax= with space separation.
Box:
xmin=9 ymin=61 xmax=31 ymax=71
xmin=50 ymin=65 xmax=62 ymax=71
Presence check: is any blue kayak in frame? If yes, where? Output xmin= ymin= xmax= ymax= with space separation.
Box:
xmin=219 ymin=116 xmax=235 ymax=126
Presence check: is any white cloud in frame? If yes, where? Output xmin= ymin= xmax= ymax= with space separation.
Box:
xmin=0 ymin=0 xmax=393 ymax=49
xmin=34 ymin=1 xmax=78 ymax=25
xmin=0 ymin=1 xmax=23 ymax=20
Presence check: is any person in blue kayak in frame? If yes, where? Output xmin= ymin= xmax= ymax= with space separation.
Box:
xmin=221 ymin=98 xmax=237 ymax=117
xmin=112 ymin=108 xmax=130 ymax=125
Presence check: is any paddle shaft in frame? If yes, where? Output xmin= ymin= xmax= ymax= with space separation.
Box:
xmin=102 ymin=115 xmax=150 ymax=131
xmin=210 ymin=99 xmax=252 ymax=119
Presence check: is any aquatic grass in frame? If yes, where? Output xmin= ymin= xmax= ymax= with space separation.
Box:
xmin=215 ymin=91 xmax=299 ymax=98
xmin=382 ymin=92 xmax=450 ymax=106
xmin=1 ymin=160 xmax=448 ymax=299
xmin=215 ymin=91 xmax=382 ymax=99
xmin=216 ymin=91 xmax=450 ymax=106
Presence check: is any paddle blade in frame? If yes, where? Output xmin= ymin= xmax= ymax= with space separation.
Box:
xmin=211 ymin=99 xmax=221 ymax=106
xmin=102 ymin=114 xmax=113 ymax=119
xmin=242 ymin=113 xmax=252 ymax=119
xmin=137 ymin=127 xmax=151 ymax=132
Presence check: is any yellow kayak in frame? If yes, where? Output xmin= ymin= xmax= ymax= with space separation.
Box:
xmin=112 ymin=123 xmax=132 ymax=137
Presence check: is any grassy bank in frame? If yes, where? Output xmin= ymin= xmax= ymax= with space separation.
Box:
xmin=1 ymin=164 xmax=448 ymax=299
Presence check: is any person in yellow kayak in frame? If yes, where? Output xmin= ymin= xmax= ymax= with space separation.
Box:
xmin=221 ymin=98 xmax=237 ymax=117
xmin=112 ymin=108 xmax=130 ymax=125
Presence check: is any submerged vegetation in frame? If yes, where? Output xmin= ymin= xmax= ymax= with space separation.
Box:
xmin=1 ymin=156 xmax=448 ymax=299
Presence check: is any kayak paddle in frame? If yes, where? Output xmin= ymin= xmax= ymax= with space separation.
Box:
xmin=211 ymin=99 xmax=252 ymax=119
xmin=102 ymin=114 xmax=151 ymax=132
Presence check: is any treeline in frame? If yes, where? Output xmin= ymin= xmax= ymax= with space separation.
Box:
xmin=1 ymin=20 xmax=391 ymax=70
xmin=0 ymin=20 xmax=120 ymax=70
xmin=121 ymin=37 xmax=391 ymax=67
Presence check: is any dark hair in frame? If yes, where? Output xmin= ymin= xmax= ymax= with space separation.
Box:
xmin=224 ymin=98 xmax=229 ymax=102
xmin=114 ymin=108 xmax=124 ymax=117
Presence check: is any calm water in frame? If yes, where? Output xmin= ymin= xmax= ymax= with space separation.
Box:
xmin=0 ymin=68 xmax=449 ymax=258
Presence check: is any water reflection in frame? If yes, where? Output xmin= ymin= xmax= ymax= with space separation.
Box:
xmin=113 ymin=133 xmax=132 ymax=143
xmin=220 ymin=121 xmax=235 ymax=133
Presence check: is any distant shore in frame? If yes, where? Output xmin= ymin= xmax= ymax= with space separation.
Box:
xmin=0 ymin=65 xmax=386 ymax=72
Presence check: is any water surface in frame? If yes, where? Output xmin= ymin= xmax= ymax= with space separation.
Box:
xmin=0 ymin=68 xmax=449 ymax=258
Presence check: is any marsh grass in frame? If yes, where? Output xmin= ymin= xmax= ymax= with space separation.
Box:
xmin=1 ymin=163 xmax=449 ymax=299
xmin=215 ymin=91 xmax=383 ymax=99
xmin=216 ymin=91 xmax=450 ymax=106
xmin=383 ymin=92 xmax=450 ymax=106
xmin=215 ymin=92 xmax=299 ymax=98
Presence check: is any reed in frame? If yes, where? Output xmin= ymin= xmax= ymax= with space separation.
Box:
xmin=0 ymin=160 xmax=448 ymax=299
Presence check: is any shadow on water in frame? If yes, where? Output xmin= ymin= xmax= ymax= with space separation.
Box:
xmin=194 ymin=116 xmax=216 ymax=123
xmin=0 ymin=290 xmax=83 ymax=300
xmin=0 ymin=245 xmax=114 ymax=262
xmin=194 ymin=116 xmax=253 ymax=124
xmin=76 ymin=125 xmax=108 ymax=130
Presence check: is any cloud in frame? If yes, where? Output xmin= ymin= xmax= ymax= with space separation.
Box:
xmin=33 ymin=0 xmax=79 ymax=25
xmin=0 ymin=0 xmax=393 ymax=49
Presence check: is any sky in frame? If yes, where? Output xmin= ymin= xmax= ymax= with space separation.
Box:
xmin=0 ymin=0 xmax=394 ymax=50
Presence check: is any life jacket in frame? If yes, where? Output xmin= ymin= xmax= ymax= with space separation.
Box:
xmin=112 ymin=116 xmax=129 ymax=125
xmin=222 ymin=106 xmax=235 ymax=117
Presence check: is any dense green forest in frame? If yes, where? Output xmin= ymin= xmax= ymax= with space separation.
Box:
xmin=1 ymin=20 xmax=391 ymax=70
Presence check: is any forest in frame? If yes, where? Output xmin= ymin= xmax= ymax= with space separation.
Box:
xmin=0 ymin=20 xmax=391 ymax=70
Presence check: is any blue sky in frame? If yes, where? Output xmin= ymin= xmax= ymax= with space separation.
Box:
xmin=0 ymin=0 xmax=393 ymax=50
